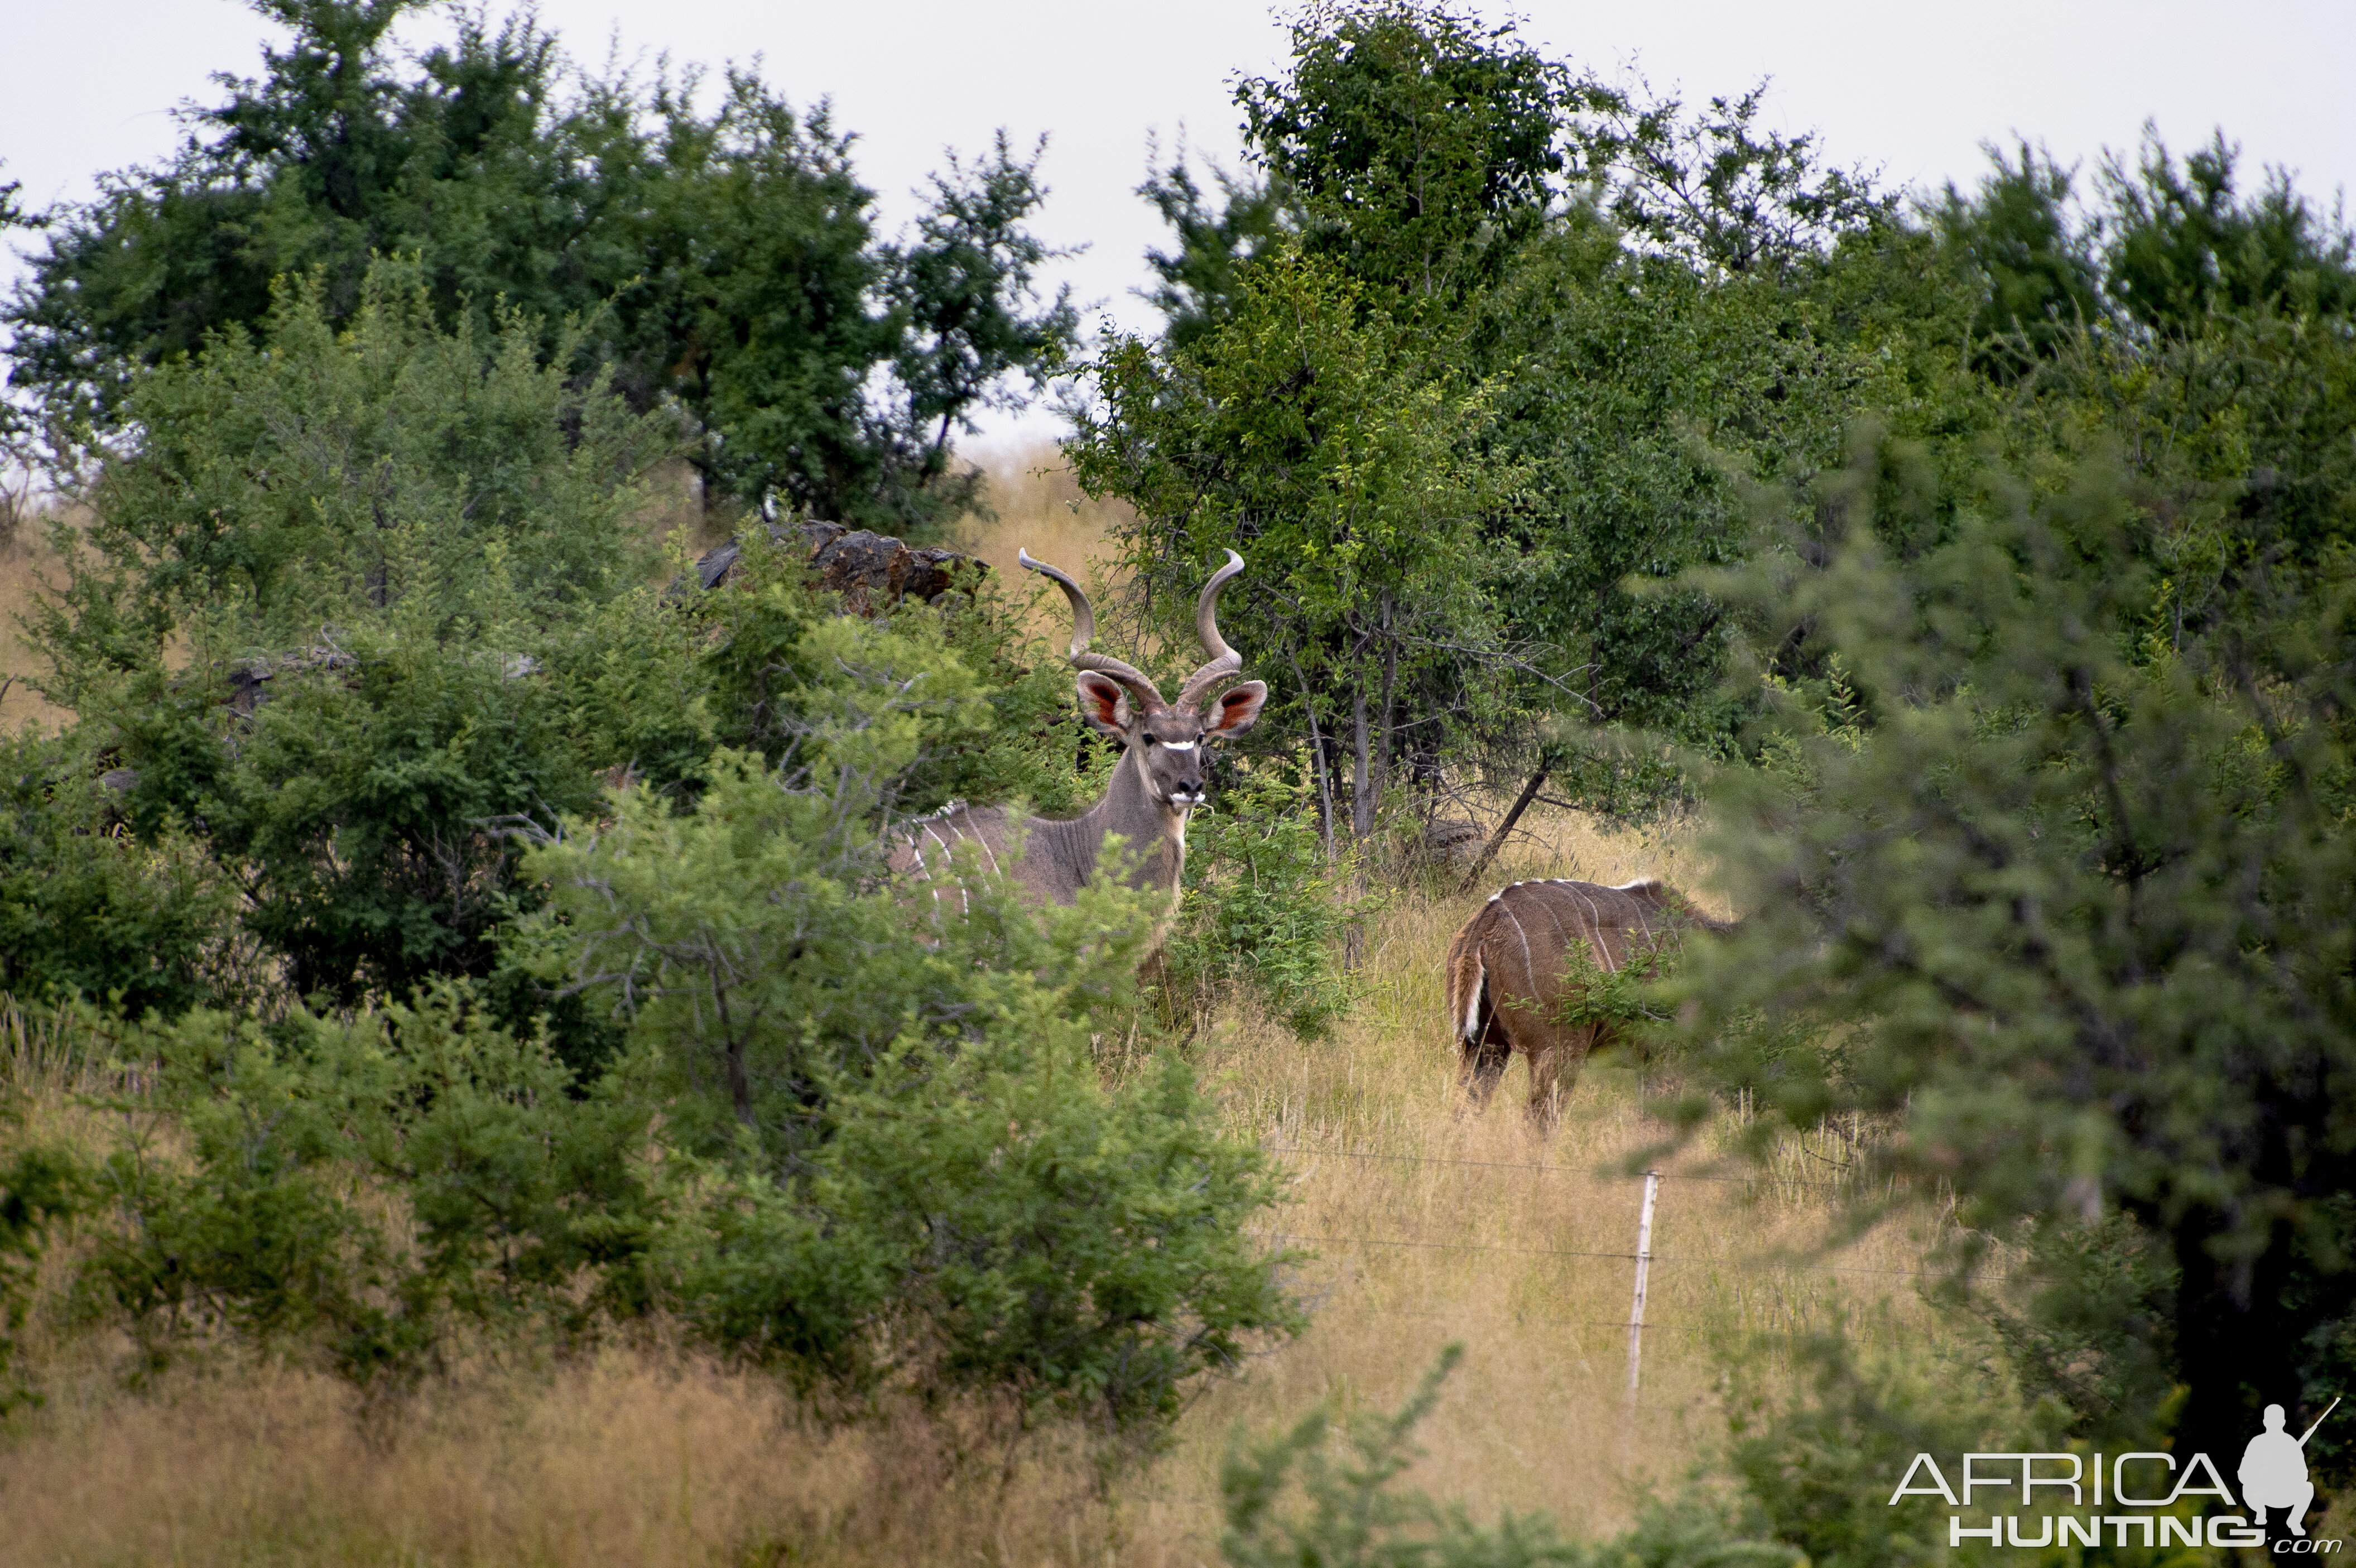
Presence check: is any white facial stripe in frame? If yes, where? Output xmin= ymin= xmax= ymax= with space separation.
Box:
xmin=1162 ymin=740 xmax=1198 ymax=752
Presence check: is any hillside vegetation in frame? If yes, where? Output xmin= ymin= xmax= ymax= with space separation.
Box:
xmin=7 ymin=1 xmax=2356 ymax=1564
xmin=3 ymin=798 xmax=1977 ymax=1567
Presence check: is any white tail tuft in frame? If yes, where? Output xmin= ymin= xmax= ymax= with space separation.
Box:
xmin=1460 ymin=957 xmax=1485 ymax=1042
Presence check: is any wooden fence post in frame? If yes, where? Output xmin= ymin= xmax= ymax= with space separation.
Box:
xmin=1624 ymin=1170 xmax=1660 ymax=1410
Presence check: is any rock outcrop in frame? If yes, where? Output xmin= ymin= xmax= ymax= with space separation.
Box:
xmin=690 ymin=521 xmax=985 ymax=613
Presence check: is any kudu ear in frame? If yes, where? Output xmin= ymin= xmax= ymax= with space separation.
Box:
xmin=1204 ymin=680 xmax=1268 ymax=739
xmin=1075 ymin=672 xmax=1133 ymax=740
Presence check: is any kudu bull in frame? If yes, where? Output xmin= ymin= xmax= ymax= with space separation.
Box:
xmin=888 ymin=549 xmax=1267 ymax=915
xmin=1445 ymin=877 xmax=1728 ymax=1123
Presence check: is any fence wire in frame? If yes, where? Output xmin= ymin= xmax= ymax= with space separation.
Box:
xmin=1250 ymin=1140 xmax=2039 ymax=1287
xmin=1258 ymin=1142 xmax=1871 ymax=1191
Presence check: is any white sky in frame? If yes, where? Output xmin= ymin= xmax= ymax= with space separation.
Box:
xmin=7 ymin=0 xmax=2354 ymax=450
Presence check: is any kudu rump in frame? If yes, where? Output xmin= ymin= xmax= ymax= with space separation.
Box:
xmin=1445 ymin=877 xmax=1726 ymax=1122
xmin=888 ymin=549 xmax=1267 ymax=912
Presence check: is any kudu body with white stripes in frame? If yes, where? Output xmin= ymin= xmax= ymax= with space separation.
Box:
xmin=1445 ymin=877 xmax=1729 ymax=1123
xmin=888 ymin=549 xmax=1267 ymax=918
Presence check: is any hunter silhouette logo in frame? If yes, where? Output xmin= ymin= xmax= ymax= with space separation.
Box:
xmin=2243 ymin=1397 xmax=2338 ymax=1538
xmin=1886 ymin=1395 xmax=2343 ymax=1551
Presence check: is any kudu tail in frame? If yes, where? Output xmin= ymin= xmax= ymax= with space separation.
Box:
xmin=1445 ymin=924 xmax=1488 ymax=1046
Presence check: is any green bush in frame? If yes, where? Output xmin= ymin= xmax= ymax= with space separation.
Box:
xmin=1160 ymin=761 xmax=1355 ymax=1038
xmin=0 ymin=732 xmax=239 ymax=1018
xmin=657 ymin=1024 xmax=1300 ymax=1435
xmin=20 ymin=255 xmax=679 ymax=1015
xmin=202 ymin=631 xmax=609 ymax=1004
xmin=0 ymin=1113 xmax=86 ymax=1410
xmin=52 ymin=781 xmax=1296 ymax=1440
xmin=76 ymin=989 xmax=661 ymax=1387
xmin=34 ymin=262 xmax=673 ymax=694
xmin=1220 ymin=1345 xmax=1794 ymax=1568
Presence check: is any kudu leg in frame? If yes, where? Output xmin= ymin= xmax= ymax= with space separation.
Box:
xmin=1523 ymin=1025 xmax=1603 ymax=1128
xmin=1523 ymin=1042 xmax=1565 ymax=1126
xmin=1457 ymin=1031 xmax=1512 ymax=1110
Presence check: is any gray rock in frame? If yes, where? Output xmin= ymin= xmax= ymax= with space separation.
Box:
xmin=687 ymin=520 xmax=984 ymax=613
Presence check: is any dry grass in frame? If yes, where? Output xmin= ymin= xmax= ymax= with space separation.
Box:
xmin=0 ymin=508 xmax=71 ymax=734
xmin=0 ymin=1354 xmax=1142 ymax=1568
xmin=951 ymin=439 xmax=1133 ymax=584
xmin=1112 ymin=808 xmax=1932 ymax=1560
xmin=0 ymin=449 xmax=1954 ymax=1565
xmin=951 ymin=440 xmax=1141 ymax=650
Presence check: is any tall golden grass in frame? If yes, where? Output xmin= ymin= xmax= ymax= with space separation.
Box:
xmin=951 ymin=438 xmax=1133 ymax=584
xmin=0 ymin=449 xmax=1970 ymax=1565
xmin=0 ymin=499 xmax=70 ymax=734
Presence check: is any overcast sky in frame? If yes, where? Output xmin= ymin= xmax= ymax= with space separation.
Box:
xmin=7 ymin=1 xmax=2353 ymax=450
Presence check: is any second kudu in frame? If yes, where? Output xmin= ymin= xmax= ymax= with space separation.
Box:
xmin=1444 ymin=877 xmax=1729 ymax=1122
xmin=889 ymin=549 xmax=1267 ymax=913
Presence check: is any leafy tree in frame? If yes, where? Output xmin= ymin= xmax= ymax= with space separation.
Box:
xmin=5 ymin=2 xmax=618 ymax=431
xmin=1671 ymin=442 xmax=2356 ymax=1462
xmin=2101 ymin=129 xmax=2356 ymax=331
xmin=1931 ymin=143 xmax=2104 ymax=371
xmin=1925 ymin=129 xmax=2356 ymax=358
xmin=1563 ymin=74 xmax=1896 ymax=281
xmin=1478 ymin=238 xmax=1893 ymax=775
xmin=1069 ymin=254 xmax=1512 ymax=849
xmin=870 ymin=134 xmax=1080 ymax=530
xmin=619 ymin=71 xmax=902 ymax=518
xmin=1999 ymin=307 xmax=2356 ymax=583
xmin=1235 ymin=1 xmax=1569 ymax=309
xmin=4 ymin=1 xmax=1071 ymax=529
xmin=615 ymin=78 xmax=1079 ymax=530
xmin=1124 ymin=3 xmax=1924 ymax=819
xmin=1137 ymin=143 xmax=1296 ymax=351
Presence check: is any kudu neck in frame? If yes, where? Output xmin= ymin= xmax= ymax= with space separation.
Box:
xmin=1076 ymin=740 xmax=1187 ymax=891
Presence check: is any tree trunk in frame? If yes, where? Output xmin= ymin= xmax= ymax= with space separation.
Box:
xmin=1350 ymin=687 xmax=1373 ymax=845
xmin=1343 ymin=687 xmax=1374 ymax=973
xmin=1376 ymin=594 xmax=1398 ymax=819
xmin=1287 ymin=650 xmax=1338 ymax=863
xmin=1459 ymin=757 xmax=1551 ymax=893
xmin=711 ymin=967 xmax=755 ymax=1127
xmin=2171 ymin=1212 xmax=2301 ymax=1466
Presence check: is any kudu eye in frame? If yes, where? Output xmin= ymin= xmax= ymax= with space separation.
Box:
xmin=1143 ymin=734 xmax=1158 ymax=747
